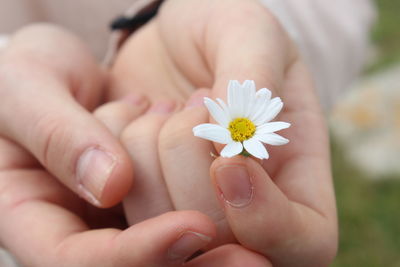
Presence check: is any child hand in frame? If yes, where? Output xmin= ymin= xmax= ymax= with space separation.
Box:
xmin=111 ymin=0 xmax=337 ymax=265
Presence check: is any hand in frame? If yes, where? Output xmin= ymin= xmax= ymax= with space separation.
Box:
xmin=0 ymin=93 xmax=271 ymax=267
xmin=112 ymin=0 xmax=297 ymax=239
xmin=158 ymin=85 xmax=336 ymax=267
xmin=111 ymin=0 xmax=337 ymax=266
xmin=0 ymin=24 xmax=133 ymax=207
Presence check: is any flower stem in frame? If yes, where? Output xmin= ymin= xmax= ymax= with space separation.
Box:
xmin=240 ymin=149 xmax=251 ymax=157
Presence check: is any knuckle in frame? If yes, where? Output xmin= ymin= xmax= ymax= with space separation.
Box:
xmin=158 ymin=114 xmax=192 ymax=151
xmin=120 ymin=117 xmax=158 ymax=148
xmin=94 ymin=103 xmax=120 ymax=123
xmin=159 ymin=108 xmax=209 ymax=153
xmin=95 ymin=102 xmax=132 ymax=122
xmin=120 ymin=113 xmax=169 ymax=148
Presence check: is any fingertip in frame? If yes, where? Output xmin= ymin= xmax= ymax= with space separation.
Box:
xmin=75 ymin=142 xmax=134 ymax=208
xmin=112 ymin=210 xmax=216 ymax=265
xmin=99 ymin=147 xmax=134 ymax=207
xmin=169 ymin=210 xmax=217 ymax=240
xmin=119 ymin=92 xmax=148 ymax=106
xmin=162 ymin=211 xmax=217 ymax=264
xmin=185 ymin=88 xmax=211 ymax=109
xmin=93 ymin=93 xmax=150 ymax=137
xmin=210 ymin=155 xmax=304 ymax=260
xmin=210 ymin=156 xmax=275 ymax=210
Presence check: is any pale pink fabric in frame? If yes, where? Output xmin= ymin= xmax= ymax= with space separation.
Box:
xmin=261 ymin=0 xmax=376 ymax=109
xmin=0 ymin=0 xmax=142 ymax=58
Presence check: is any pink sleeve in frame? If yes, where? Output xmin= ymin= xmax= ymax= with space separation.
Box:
xmin=260 ymin=0 xmax=376 ymax=110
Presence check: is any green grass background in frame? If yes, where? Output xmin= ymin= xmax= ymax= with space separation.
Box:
xmin=331 ymin=0 xmax=400 ymax=266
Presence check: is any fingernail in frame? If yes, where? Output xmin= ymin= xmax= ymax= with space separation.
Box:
xmin=168 ymin=231 xmax=211 ymax=261
xmin=76 ymin=147 xmax=116 ymax=205
xmin=149 ymin=100 xmax=176 ymax=113
xmin=120 ymin=93 xmax=146 ymax=105
xmin=215 ymin=165 xmax=254 ymax=208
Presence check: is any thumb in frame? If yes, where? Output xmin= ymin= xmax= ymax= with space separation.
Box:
xmin=210 ymin=156 xmax=327 ymax=267
xmin=0 ymin=24 xmax=133 ymax=207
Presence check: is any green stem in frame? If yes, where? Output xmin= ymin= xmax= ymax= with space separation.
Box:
xmin=239 ymin=149 xmax=251 ymax=157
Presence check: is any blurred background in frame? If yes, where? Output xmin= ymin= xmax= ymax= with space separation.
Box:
xmin=330 ymin=0 xmax=400 ymax=265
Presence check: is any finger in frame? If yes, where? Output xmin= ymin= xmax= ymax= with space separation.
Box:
xmin=93 ymin=93 xmax=149 ymax=136
xmin=0 ymin=24 xmax=133 ymax=207
xmin=157 ymin=0 xmax=296 ymax=98
xmin=121 ymin=100 xmax=177 ymax=224
xmin=205 ymin=0 xmax=297 ymax=99
xmin=186 ymin=244 xmax=272 ymax=267
xmin=54 ymin=211 xmax=215 ymax=267
xmin=92 ymin=94 xmax=149 ymax=226
xmin=159 ymin=89 xmax=234 ymax=248
xmin=0 ymin=169 xmax=215 ymax=266
xmin=210 ymin=156 xmax=337 ymax=267
xmin=0 ymin=138 xmax=38 ymax=170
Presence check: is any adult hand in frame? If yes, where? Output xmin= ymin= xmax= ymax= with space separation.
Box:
xmin=111 ymin=0 xmax=337 ymax=265
xmin=0 ymin=24 xmax=133 ymax=207
xmin=0 ymin=95 xmax=271 ymax=267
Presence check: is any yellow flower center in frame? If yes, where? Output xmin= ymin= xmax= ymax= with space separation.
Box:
xmin=228 ymin=118 xmax=256 ymax=142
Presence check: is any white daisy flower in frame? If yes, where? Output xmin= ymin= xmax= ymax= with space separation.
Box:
xmin=192 ymin=80 xmax=290 ymax=159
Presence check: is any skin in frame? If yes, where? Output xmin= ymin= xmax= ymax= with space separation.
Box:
xmin=113 ymin=0 xmax=338 ymax=266
xmin=0 ymin=25 xmax=269 ymax=266
xmin=0 ymin=0 xmax=337 ymax=266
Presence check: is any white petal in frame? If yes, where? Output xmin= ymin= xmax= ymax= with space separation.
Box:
xmin=249 ymin=88 xmax=272 ymax=120
xmin=255 ymin=133 xmax=289 ymax=146
xmin=242 ymin=80 xmax=256 ymax=92
xmin=253 ymin=97 xmax=283 ymax=125
xmin=216 ymin=98 xmax=231 ymax=121
xmin=256 ymin=88 xmax=271 ymax=100
xmin=204 ymin=97 xmax=230 ymax=128
xmin=242 ymin=80 xmax=256 ymax=117
xmin=193 ymin=123 xmax=232 ymax=144
xmin=243 ymin=138 xmax=269 ymax=159
xmin=227 ymin=80 xmax=241 ymax=106
xmin=264 ymin=97 xmax=284 ymax=121
xmin=220 ymin=141 xmax=243 ymax=158
xmin=256 ymin=122 xmax=291 ymax=135
xmin=227 ymin=80 xmax=241 ymax=118
xmin=239 ymin=83 xmax=248 ymax=117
